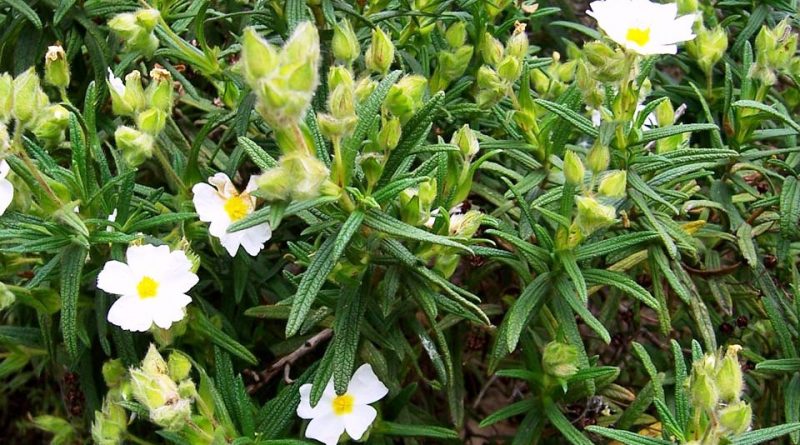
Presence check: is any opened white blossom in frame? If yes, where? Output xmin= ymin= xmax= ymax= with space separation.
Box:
xmin=297 ymin=364 xmax=388 ymax=445
xmin=0 ymin=160 xmax=12 ymax=216
xmin=97 ymin=244 xmax=199 ymax=332
xmin=192 ymin=173 xmax=271 ymax=257
xmin=588 ymin=0 xmax=696 ymax=55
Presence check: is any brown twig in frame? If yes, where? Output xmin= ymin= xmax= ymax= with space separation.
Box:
xmin=246 ymin=328 xmax=333 ymax=394
xmin=682 ymin=262 xmax=742 ymax=277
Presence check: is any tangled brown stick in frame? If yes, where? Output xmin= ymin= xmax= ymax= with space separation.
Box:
xmin=245 ymin=328 xmax=333 ymax=394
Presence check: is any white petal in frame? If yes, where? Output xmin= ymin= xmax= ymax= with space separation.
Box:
xmin=208 ymin=173 xmax=238 ymax=197
xmin=239 ymin=224 xmax=271 ymax=256
xmin=305 ymin=413 xmax=345 ymax=445
xmin=0 ymin=178 xmax=12 ymax=216
xmin=245 ymin=174 xmax=261 ymax=193
xmin=343 ymin=404 xmax=377 ymax=440
xmin=151 ymin=294 xmax=191 ymax=329
xmin=297 ymin=384 xmax=316 ymax=419
xmin=97 ymin=260 xmax=137 ymax=296
xmin=298 ymin=382 xmax=336 ymax=419
xmin=347 ymin=364 xmax=388 ymax=405
xmin=126 ymin=244 xmax=171 ymax=274
xmin=107 ymin=69 xmax=125 ymax=95
xmin=0 ymin=159 xmax=9 ymax=179
xmin=192 ymin=182 xmax=228 ymax=223
xmin=107 ymin=296 xmax=153 ymax=332
xmin=219 ymin=230 xmax=245 ymax=257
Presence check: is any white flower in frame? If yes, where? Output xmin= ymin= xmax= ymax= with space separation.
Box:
xmin=0 ymin=160 xmax=13 ymax=216
xmin=297 ymin=364 xmax=388 ymax=445
xmin=97 ymin=244 xmax=199 ymax=332
xmin=192 ymin=173 xmax=271 ymax=257
xmin=587 ymin=0 xmax=696 ymax=55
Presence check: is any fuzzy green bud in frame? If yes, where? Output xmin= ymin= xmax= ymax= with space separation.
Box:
xmin=449 ymin=210 xmax=482 ymax=237
xmin=654 ymin=99 xmax=675 ymax=127
xmin=355 ymin=76 xmax=377 ymax=103
xmin=378 ymin=117 xmax=402 ymax=150
xmin=167 ymin=351 xmax=192 ymax=382
xmin=115 ymin=126 xmax=155 ymax=167
xmin=563 ymin=151 xmax=585 ymax=186
xmin=586 ymin=143 xmax=610 ymax=173
xmin=719 ymin=401 xmax=752 ymax=435
xmin=142 ymin=344 xmax=168 ymax=375
xmin=689 ymin=356 xmax=719 ymax=412
xmin=542 ymin=342 xmax=579 ymax=379
xmin=12 ymin=68 xmax=48 ymax=124
xmin=686 ymin=26 xmax=728 ymax=75
xmin=497 ymin=55 xmax=522 ymax=82
xmin=102 ymin=359 xmax=127 ymax=388
xmin=366 ymin=27 xmax=395 ymax=74
xmin=135 ymin=9 xmax=160 ymax=31
xmin=598 ymin=170 xmax=627 ymax=198
xmin=136 ymin=108 xmax=167 ymax=135
xmin=475 ymin=65 xmax=506 ymax=109
xmin=445 ymin=22 xmax=468 ymax=48
xmin=32 ymin=104 xmax=69 ymax=146
xmin=256 ymin=153 xmax=330 ymax=201
xmin=755 ymin=19 xmax=797 ymax=72
xmin=360 ymin=153 xmax=384 ymax=187
xmin=676 ymin=0 xmax=698 ymax=13
xmin=506 ymin=22 xmax=529 ymax=60
xmin=716 ymin=345 xmax=744 ymax=402
xmin=0 ymin=73 xmax=12 ymax=122
xmin=452 ymin=124 xmax=479 ymax=159
xmin=107 ymin=70 xmax=146 ymax=116
xmin=91 ymin=401 xmax=127 ymax=445
xmin=575 ymin=196 xmax=616 ymax=236
xmin=44 ymin=45 xmax=70 ymax=89
xmin=385 ymin=75 xmax=427 ymax=121
xmin=481 ymin=33 xmax=504 ymax=67
xmin=332 ymin=20 xmax=360 ymax=63
xmin=151 ymin=399 xmax=192 ymax=432
xmin=241 ymin=28 xmax=279 ymax=85
xmin=583 ymin=41 xmax=627 ymax=82
xmin=147 ymin=67 xmax=173 ymax=112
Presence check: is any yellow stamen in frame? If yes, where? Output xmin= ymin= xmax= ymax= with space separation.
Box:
xmin=332 ymin=394 xmax=354 ymax=416
xmin=137 ymin=276 xmax=159 ymax=299
xmin=224 ymin=196 xmax=249 ymax=221
xmin=626 ymin=27 xmax=651 ymax=46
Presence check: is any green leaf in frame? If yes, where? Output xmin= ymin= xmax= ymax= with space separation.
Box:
xmin=629 ymin=189 xmax=678 ymax=259
xmin=755 ymin=358 xmax=800 ymax=372
xmin=375 ymin=421 xmax=459 ymax=439
xmin=585 ymin=426 xmax=673 ymax=445
xmin=332 ymin=282 xmax=368 ymax=394
xmin=575 ymin=231 xmax=659 ymax=261
xmin=1 ymin=0 xmax=43 ymax=29
xmin=733 ymin=100 xmax=800 ymax=134
xmin=479 ymin=399 xmax=536 ymax=428
xmin=731 ymin=423 xmax=800 ymax=445
xmin=363 ymin=209 xmax=471 ymax=253
xmin=502 ymin=272 xmax=551 ymax=354
xmin=558 ymin=251 xmax=586 ymax=303
xmin=534 ymin=99 xmax=599 ymax=138
xmin=583 ymin=269 xmax=658 ymax=309
xmin=736 ymin=222 xmax=758 ymax=269
xmin=286 ymin=211 xmax=364 ymax=337
xmin=238 ymin=136 xmax=278 ymax=170
xmin=193 ymin=311 xmax=258 ymax=365
xmin=544 ymin=402 xmax=592 ymax=445
xmin=61 ymin=245 xmax=87 ymax=362
xmin=780 ymin=176 xmax=800 ymax=239
xmin=637 ymin=123 xmax=718 ymax=145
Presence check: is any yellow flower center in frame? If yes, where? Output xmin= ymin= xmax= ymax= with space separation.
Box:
xmin=136 ymin=276 xmax=159 ymax=299
xmin=332 ymin=394 xmax=355 ymax=416
xmin=224 ymin=195 xmax=249 ymax=221
xmin=626 ymin=27 xmax=651 ymax=46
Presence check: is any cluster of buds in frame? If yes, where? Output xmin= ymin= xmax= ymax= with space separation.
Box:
xmin=108 ymin=67 xmax=174 ymax=166
xmin=108 ymin=9 xmax=161 ymax=57
xmin=530 ymin=51 xmax=577 ymax=99
xmin=476 ymin=21 xmax=529 ymax=108
xmin=686 ymin=25 xmax=728 ymax=78
xmin=130 ymin=345 xmax=196 ymax=431
xmin=255 ymin=153 xmax=331 ymax=202
xmin=750 ymin=19 xmax=799 ymax=87
xmin=559 ymin=147 xmax=624 ymax=247
xmin=384 ymin=75 xmax=428 ymax=123
xmin=0 ymin=59 xmax=70 ymax=147
xmin=241 ymin=23 xmax=320 ymax=128
xmin=686 ymin=345 xmax=752 ymax=441
xmin=442 ymin=124 xmax=481 ymax=206
xmin=430 ymin=22 xmax=474 ymax=92
xmin=542 ymin=341 xmax=579 ymax=390
xmin=318 ymin=67 xmax=358 ymax=139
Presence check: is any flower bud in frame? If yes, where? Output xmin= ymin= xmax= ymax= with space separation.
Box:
xmin=654 ymin=99 xmax=675 ymax=128
xmin=563 ymin=151 xmax=584 ymax=186
xmin=378 ymin=117 xmax=402 ymax=150
xmin=167 ymin=351 xmax=192 ymax=382
xmin=32 ymin=104 xmax=70 ymax=146
xmin=12 ymin=68 xmax=49 ymax=124
xmin=135 ymin=8 xmax=160 ymax=31
xmin=449 ymin=210 xmax=482 ymax=237
xmin=142 ymin=344 xmax=168 ymax=375
xmin=506 ymin=22 xmax=529 ymax=60
xmin=115 ymin=126 xmax=155 ymax=167
xmin=451 ymin=124 xmax=479 ymax=159
xmin=497 ymin=55 xmax=522 ymax=82
xmin=689 ymin=356 xmax=719 ymax=412
xmin=147 ymin=68 xmax=173 ymax=112
xmin=418 ymin=179 xmax=437 ymax=212
xmin=136 ymin=108 xmax=166 ymax=134
xmin=45 ymin=45 xmax=70 ymax=89
xmin=583 ymin=41 xmax=627 ymax=82
xmin=719 ymin=401 xmax=752 ymax=435
xmin=91 ymin=401 xmax=127 ymax=445
xmin=586 ymin=143 xmax=610 ymax=173
xmin=0 ymin=282 xmax=15 ymax=311
xmin=241 ymin=28 xmax=279 ymax=84
xmin=256 ymin=153 xmax=330 ymax=201
xmin=716 ymin=345 xmax=744 ymax=402
xmin=686 ymin=26 xmax=728 ymax=75
xmin=107 ymin=70 xmax=146 ymax=116
xmin=481 ymin=33 xmax=504 ymax=67
xmin=360 ymin=153 xmax=384 ymax=187
xmin=385 ymin=75 xmax=427 ymax=121
xmin=598 ymin=170 xmax=627 ymax=198
xmin=485 ymin=0 xmax=512 ymax=17
xmin=102 ymin=359 xmax=127 ymax=388
xmin=130 ymin=368 xmax=176 ymax=410
xmin=366 ymin=27 xmax=395 ymax=74
xmin=332 ymin=20 xmax=360 ymax=63
xmin=108 ymin=13 xmax=139 ymax=39
xmin=445 ymin=22 xmax=468 ymax=48
xmin=542 ymin=341 xmax=579 ymax=379
xmin=755 ymin=19 xmax=797 ymax=73
xmin=0 ymin=73 xmax=12 ymax=122
xmin=150 ymin=399 xmax=191 ymax=432
xmin=575 ymin=196 xmax=616 ymax=236
xmin=677 ymin=0 xmax=698 ymax=13
xmin=355 ymin=76 xmax=377 ymax=102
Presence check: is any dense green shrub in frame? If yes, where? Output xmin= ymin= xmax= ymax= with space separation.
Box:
xmin=0 ymin=0 xmax=800 ymax=444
